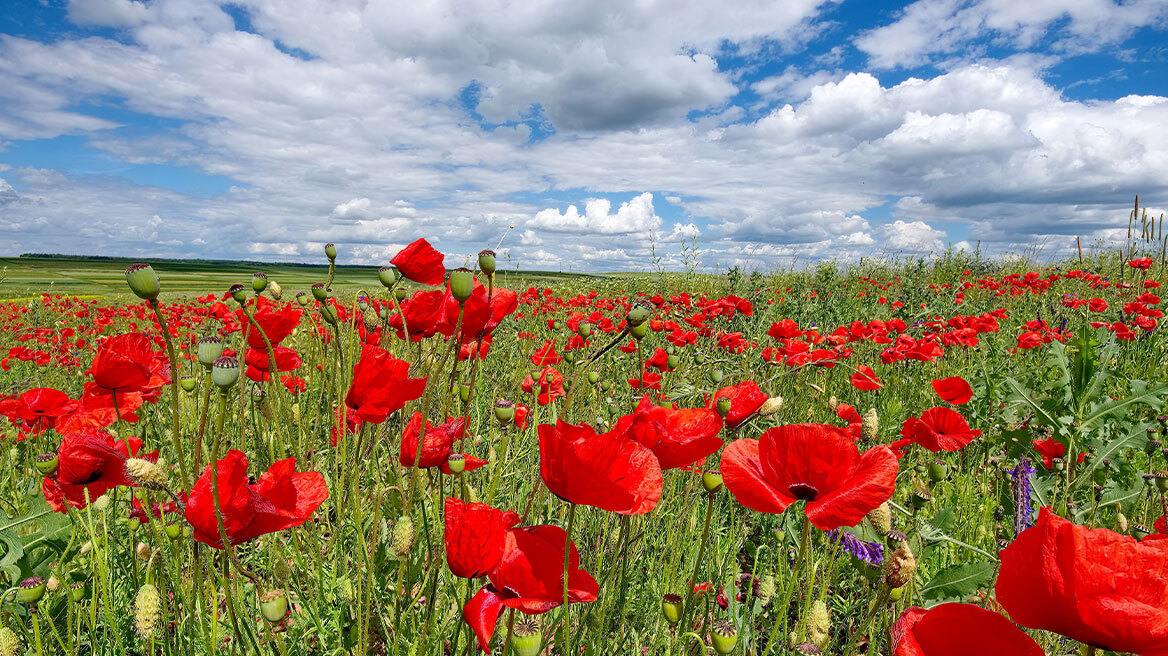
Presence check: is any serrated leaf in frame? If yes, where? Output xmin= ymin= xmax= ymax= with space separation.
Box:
xmin=920 ymin=562 xmax=997 ymax=606
xmin=0 ymin=528 xmax=22 ymax=568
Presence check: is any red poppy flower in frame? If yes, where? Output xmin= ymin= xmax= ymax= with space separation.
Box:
xmin=894 ymin=407 xmax=981 ymax=455
xmin=720 ymin=423 xmax=898 ymax=530
xmin=388 ymin=289 xmax=446 ymax=341
xmin=1128 ymin=257 xmax=1154 ymax=271
xmin=710 ymin=381 xmax=769 ymax=428
xmin=521 ymin=366 xmax=565 ymax=405
xmin=850 ymin=365 xmax=882 ymax=391
xmin=1030 ymin=438 xmax=1085 ymax=469
xmin=0 ymin=388 xmax=76 ymax=438
xmin=238 ymin=296 xmax=301 ymax=348
xmin=399 ymin=413 xmax=487 ymax=474
xmin=892 ymin=604 xmax=1043 ymax=656
xmin=836 ymin=403 xmax=863 ymax=441
xmin=184 ymin=450 xmax=328 ymax=549
xmin=435 ymin=280 xmax=519 ymax=343
xmin=344 ymin=345 xmax=426 ymax=424
xmin=42 ymin=430 xmax=158 ymax=512
xmin=391 ymin=238 xmax=447 ymax=286
xmin=282 ymin=375 xmax=306 ymax=395
xmin=538 ymin=420 xmax=662 ymax=515
xmin=931 ymin=376 xmax=973 ymax=405
xmin=463 ymin=522 xmax=598 ymax=652
xmin=997 ymin=507 xmax=1168 ymax=656
xmin=529 ymin=339 xmax=563 ymax=366
xmin=244 ymin=345 xmax=302 ymax=382
xmin=444 ymin=498 xmax=518 ymax=579
xmin=88 ymin=333 xmax=169 ymax=395
xmin=613 ymin=397 xmax=724 ymax=470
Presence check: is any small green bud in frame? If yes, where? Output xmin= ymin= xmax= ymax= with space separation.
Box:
xmin=709 ymin=369 xmax=724 ymax=384
xmin=458 ymin=383 xmax=471 ymax=404
xmin=667 ymin=354 xmax=679 ymax=369
xmin=577 ymin=321 xmax=592 ymax=338
xmin=716 ymin=396 xmax=732 ymax=417
xmin=587 ymin=371 xmax=600 ymax=384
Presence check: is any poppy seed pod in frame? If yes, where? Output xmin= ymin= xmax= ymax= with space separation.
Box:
xmin=711 ymin=620 xmax=738 ymax=655
xmin=197 ymin=336 xmax=224 ymax=368
xmin=627 ymin=303 xmax=651 ymax=327
xmin=662 ymin=593 xmax=682 ymax=626
xmin=882 ymin=542 xmax=916 ymax=589
xmin=164 ymin=523 xmax=182 ymax=539
xmin=324 ymin=242 xmax=337 ymax=261
xmin=695 ymin=352 xmax=707 ymax=364
xmin=446 ymin=453 xmax=465 ymax=475
xmin=716 ymin=396 xmax=732 ymax=417
xmin=702 ymin=470 xmax=724 ymax=493
xmin=600 ymin=379 xmax=612 ymax=391
xmin=179 ymin=374 xmax=196 ymax=393
xmin=512 ymin=618 xmax=542 ymax=656
xmin=35 ymin=453 xmax=58 ymax=476
xmin=450 ymin=268 xmax=475 ymax=303
xmin=587 ymin=371 xmax=600 ymax=385
xmin=135 ymin=583 xmax=161 ymax=637
xmin=310 ymin=283 xmax=327 ymax=302
xmin=17 ymin=576 xmax=46 ymax=605
xmin=577 ymin=321 xmax=592 ymax=338
xmin=211 ymin=356 xmax=240 ymax=389
xmin=493 ymin=399 xmax=515 ymax=425
xmin=259 ymin=589 xmax=289 ymax=623
xmin=124 ymin=263 xmax=160 ymax=301
xmin=927 ymin=460 xmax=948 ymax=482
xmin=378 ymin=266 xmax=397 ymax=289
xmin=252 ymin=272 xmax=269 ymax=294
xmin=630 ymin=322 xmax=649 ymax=340
xmin=709 ymin=369 xmax=724 ymax=384
xmin=667 ymin=354 xmax=679 ymax=369
xmin=295 ymin=292 xmax=308 ymax=307
xmin=477 ymin=249 xmax=496 ymax=276
xmin=267 ymin=279 xmax=282 ymax=299
xmin=69 ymin=581 xmax=88 ymax=602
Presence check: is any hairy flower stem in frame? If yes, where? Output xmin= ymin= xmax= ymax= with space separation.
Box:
xmin=194 ymin=373 xmax=213 ymax=471
xmin=679 ymin=492 xmax=715 ymax=643
xmin=842 ymin=586 xmax=890 ymax=656
xmin=406 ymin=305 xmax=465 ymax=513
xmin=150 ymin=299 xmax=190 ymax=489
xmin=561 ymin=502 xmax=578 ymax=656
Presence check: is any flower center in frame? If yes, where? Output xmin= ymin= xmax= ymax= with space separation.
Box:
xmin=788 ymin=483 xmax=819 ymax=501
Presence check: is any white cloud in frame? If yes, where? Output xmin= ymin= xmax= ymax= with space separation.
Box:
xmin=528 ymin=192 xmax=660 ymax=235
xmin=882 ymin=220 xmax=948 ymax=253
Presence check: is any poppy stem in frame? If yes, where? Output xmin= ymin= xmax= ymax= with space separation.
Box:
xmin=150 ymin=299 xmax=191 ymax=490
xmin=501 ymin=608 xmax=517 ymax=656
xmin=561 ymin=502 xmax=577 ymax=656
xmin=679 ymin=491 xmax=715 ymax=639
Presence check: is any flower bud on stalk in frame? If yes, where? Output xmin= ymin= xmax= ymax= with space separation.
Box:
xmin=450 ymin=268 xmax=475 ymax=303
xmin=252 ymin=272 xmax=269 ymax=294
xmin=709 ymin=369 xmax=724 ymax=384
xmin=392 ymin=516 xmax=414 ymax=557
xmin=867 ymin=502 xmax=892 ymax=536
xmin=759 ymin=396 xmax=784 ymax=417
xmin=125 ymin=458 xmax=168 ymax=491
xmin=861 ymin=408 xmax=880 ymax=440
xmin=124 ymin=263 xmax=160 ymax=301
xmin=267 ymin=279 xmax=282 ymax=300
xmin=458 ymin=382 xmax=471 ymax=404
xmin=324 ymin=242 xmax=337 ymax=261
xmin=211 ymin=356 xmax=240 ymax=390
xmin=378 ymin=266 xmax=397 ymax=289
xmin=808 ymin=599 xmax=830 ymax=648
xmin=577 ymin=321 xmax=592 ymax=338
xmin=477 ymin=249 xmax=496 ymax=276
xmin=0 ymin=627 xmax=19 ymax=656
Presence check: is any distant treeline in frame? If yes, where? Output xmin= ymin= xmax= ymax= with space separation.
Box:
xmin=18 ymin=253 xmax=362 ymax=269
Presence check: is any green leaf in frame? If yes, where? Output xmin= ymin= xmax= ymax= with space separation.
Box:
xmin=1082 ymin=381 xmax=1168 ymax=429
xmin=920 ymin=561 xmax=997 ymax=606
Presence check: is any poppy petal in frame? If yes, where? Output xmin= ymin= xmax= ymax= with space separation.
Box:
xmin=720 ymin=439 xmax=793 ymax=514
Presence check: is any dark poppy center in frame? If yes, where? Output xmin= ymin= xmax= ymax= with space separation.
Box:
xmin=788 ymin=483 xmax=819 ymax=501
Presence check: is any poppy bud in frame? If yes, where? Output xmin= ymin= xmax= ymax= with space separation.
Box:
xmin=661 ymin=593 xmax=682 ymax=626
xmin=126 ymin=458 xmax=168 ymax=491
xmin=807 ymin=599 xmax=830 ymax=648
xmin=259 ymin=589 xmax=289 ymax=623
xmin=92 ymin=495 xmax=110 ymax=512
xmin=458 ymin=383 xmax=471 ymax=404
xmin=252 ymin=272 xmax=269 ymax=294
xmin=587 ymin=371 xmax=600 ymax=385
xmin=759 ymin=396 xmax=784 ymax=417
xmin=889 ymin=585 xmax=904 ymax=601
xmin=394 ymin=287 xmax=407 ymax=301
xmin=702 ymin=470 xmax=724 ymax=493
xmin=882 ymin=542 xmax=916 ymax=589
xmin=211 ymin=356 xmax=240 ymax=389
xmin=35 ymin=453 xmax=58 ymax=476
xmin=17 ymin=576 xmax=45 ymax=605
xmin=311 ymin=283 xmax=327 ymax=302
xmin=0 ymin=627 xmax=19 ymax=656
xmin=600 ymin=380 xmax=612 ymax=391
xmin=135 ymin=542 xmax=153 ymax=560
xmin=757 ymin=575 xmax=776 ymax=606
xmin=179 ymin=375 xmax=197 ymax=393
xmin=267 ymin=279 xmax=283 ymax=300
xmin=295 ymin=292 xmax=308 ymax=307
xmin=377 ymin=266 xmax=398 ymax=289
xmin=450 ymin=268 xmax=475 ymax=303
xmin=124 ymin=263 xmax=161 ymax=301
xmin=477 ymin=249 xmax=496 ymax=276
xmin=861 ymin=408 xmax=880 ymax=440
xmin=512 ymin=617 xmax=542 ymax=656
xmin=392 ymin=516 xmax=414 ymax=557
xmin=229 ymin=283 xmax=247 ymax=305
xmin=336 ymin=577 xmax=355 ymax=604
xmin=324 ymin=242 xmax=337 ymax=261
xmin=493 ymin=399 xmax=515 ymax=425
xmin=319 ymin=303 xmax=338 ymax=326
xmin=135 ymin=583 xmax=161 ymax=637
xmin=709 ymin=369 xmax=724 ymax=384
xmin=447 ymin=453 xmax=465 ymax=475
xmin=630 ymin=322 xmax=649 ymax=340
xmin=927 ymin=460 xmax=948 ymax=482
xmin=695 ymin=352 xmax=706 ymax=364
xmin=627 ymin=303 xmax=651 ymax=327
xmin=577 ymin=321 xmax=592 ymax=338
xmin=795 ymin=643 xmax=823 ymax=656
xmin=1115 ymin=512 xmax=1129 ymax=533
xmin=715 ymin=396 xmax=732 ymax=417
xmin=272 ymin=557 xmax=292 ymax=583
xmin=711 ymin=620 xmax=738 ymax=655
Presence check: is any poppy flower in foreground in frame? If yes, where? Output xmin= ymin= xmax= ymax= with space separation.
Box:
xmin=721 ymin=423 xmax=898 ymax=530
xmin=710 ymin=381 xmax=769 ymax=428
xmin=931 ymin=376 xmax=972 ymax=405
xmin=850 ymin=365 xmax=882 ymax=391
xmin=87 ymin=333 xmax=169 ymax=398
xmin=613 ymin=396 xmax=723 ymax=470
xmin=463 ymin=522 xmax=598 ymax=652
xmin=0 ymin=388 xmax=76 ymax=438
xmin=538 ymin=420 xmax=663 ymax=515
xmin=43 ymin=430 xmax=158 ymax=512
xmin=444 ymin=498 xmax=517 ymax=579
xmin=399 ymin=413 xmax=487 ymax=474
xmin=391 ymin=238 xmax=447 ymax=286
xmin=184 ymin=450 xmax=328 ymax=549
xmin=996 ymin=507 xmax=1168 ymax=656
xmin=894 ymin=407 xmax=981 ymax=456
xmin=892 ymin=603 xmax=1043 ymax=656
xmin=344 ymin=345 xmax=426 ymax=424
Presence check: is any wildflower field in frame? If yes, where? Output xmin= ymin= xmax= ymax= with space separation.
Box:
xmin=0 ymin=241 xmax=1166 ymax=656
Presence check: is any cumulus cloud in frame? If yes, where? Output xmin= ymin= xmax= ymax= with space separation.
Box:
xmin=529 ymin=193 xmax=660 ymax=234
xmin=882 ymin=220 xmax=947 ymax=253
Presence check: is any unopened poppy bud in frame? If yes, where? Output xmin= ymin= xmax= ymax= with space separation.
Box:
xmin=35 ymin=453 xmax=58 ymax=476
xmin=757 ymin=575 xmax=776 ymax=606
xmin=458 ymin=383 xmax=471 ymax=404
xmin=477 ymin=249 xmax=496 ymax=276
xmin=867 ymin=502 xmax=892 ymax=536
xmin=630 ymin=322 xmax=649 ymax=340
xmin=711 ymin=620 xmax=738 ymax=655
xmin=759 ymin=396 xmax=784 ymax=417
xmin=392 ymin=516 xmax=414 ymax=557
xmin=1115 ymin=512 xmax=1130 ymax=533
xmin=252 ymin=272 xmax=269 ymax=293
xmin=807 ymin=599 xmax=830 ymax=648
xmin=378 ymin=266 xmax=397 ymax=289
xmin=135 ymin=542 xmax=153 ymax=560
xmin=179 ymin=375 xmax=197 ymax=393
xmin=447 ymin=453 xmax=465 ymax=475
xmin=92 ymin=494 xmax=110 ymax=512
xmin=228 ymin=283 xmax=247 ymax=305
xmin=667 ymin=354 xmax=679 ymax=369
xmin=197 ymin=336 xmax=223 ymax=369
xmin=259 ymin=589 xmax=289 ymax=623
xmin=272 ymin=557 xmax=292 ymax=583
xmin=126 ymin=458 xmax=167 ymax=490
xmin=882 ymin=542 xmax=916 ymax=589
xmin=861 ymin=408 xmax=880 ymax=440
xmin=295 ymin=292 xmax=308 ymax=307
xmin=512 ymin=617 xmax=542 ymax=656
xmin=600 ymin=379 xmax=612 ymax=391
xmin=267 ymin=279 xmax=282 ymax=300
xmin=715 ymin=396 xmax=732 ymax=417
xmin=450 ymin=268 xmax=475 ymax=302
xmin=709 ymin=369 xmax=724 ymax=383
xmin=695 ymin=352 xmax=707 ymax=364
xmin=927 ymin=460 xmax=948 ymax=482
xmin=394 ymin=287 xmax=407 ymax=301
xmin=324 ymin=242 xmax=337 ymax=261
xmin=587 ymin=371 xmax=600 ymax=385
xmin=135 ymin=583 xmax=161 ymax=637
xmin=702 ymin=471 xmax=724 ymax=493
xmin=493 ymin=399 xmax=515 ymax=425
xmin=17 ymin=576 xmax=45 ymax=605
xmin=661 ymin=593 xmax=682 ymax=625
xmin=124 ymin=263 xmax=160 ymax=301
xmin=0 ymin=626 xmax=20 ymax=656
xmin=627 ymin=303 xmax=651 ymax=327
xmin=212 ymin=356 xmax=239 ymax=389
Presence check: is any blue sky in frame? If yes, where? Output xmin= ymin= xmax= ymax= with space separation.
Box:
xmin=1 ymin=0 xmax=1167 ymax=271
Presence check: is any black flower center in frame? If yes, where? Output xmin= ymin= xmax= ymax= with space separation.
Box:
xmin=788 ymin=483 xmax=819 ymax=501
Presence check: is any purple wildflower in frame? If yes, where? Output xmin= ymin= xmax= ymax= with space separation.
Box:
xmin=826 ymin=529 xmax=884 ymax=565
xmin=1007 ymin=457 xmax=1037 ymax=536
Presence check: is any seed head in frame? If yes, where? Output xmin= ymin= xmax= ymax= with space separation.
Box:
xmin=126 ymin=458 xmax=167 ymax=490
xmin=392 ymin=516 xmax=414 ymax=557
xmin=882 ymin=542 xmax=916 ymax=589
xmin=135 ymin=583 xmax=161 ymax=637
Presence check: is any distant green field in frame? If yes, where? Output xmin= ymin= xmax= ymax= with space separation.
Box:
xmin=0 ymin=255 xmax=602 ymax=301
